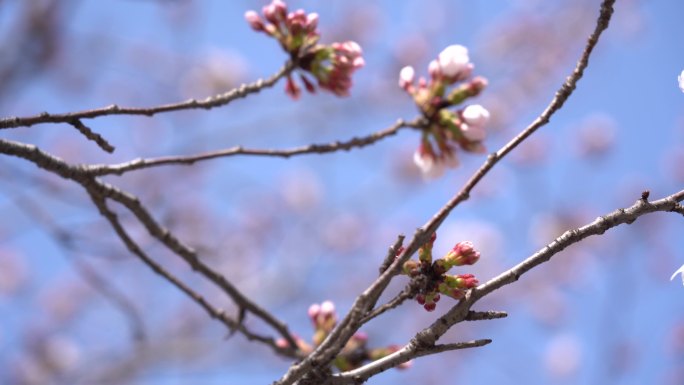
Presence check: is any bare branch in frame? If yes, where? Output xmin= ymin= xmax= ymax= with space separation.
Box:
xmin=464 ymin=310 xmax=508 ymax=321
xmin=68 ymin=119 xmax=115 ymax=153
xmin=89 ymin=193 xmax=297 ymax=357
xmin=84 ymin=118 xmax=423 ymax=176
xmin=330 ymin=339 xmax=492 ymax=384
xmin=0 ymin=137 xmax=300 ymax=355
xmin=0 ymin=61 xmax=294 ymax=129
xmin=359 ymin=286 xmax=412 ymax=325
xmin=412 ymin=189 xmax=684 ymax=349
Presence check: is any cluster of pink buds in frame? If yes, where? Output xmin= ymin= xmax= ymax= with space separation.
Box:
xmin=245 ymin=0 xmax=364 ymax=99
xmin=277 ymin=300 xmax=412 ymax=371
xmin=400 ymin=45 xmax=490 ymax=178
xmin=401 ymin=233 xmax=480 ymax=312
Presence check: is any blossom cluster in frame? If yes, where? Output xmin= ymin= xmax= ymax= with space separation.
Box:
xmin=400 ymin=233 xmax=480 ymax=311
xmin=276 ymin=300 xmax=411 ymax=371
xmin=246 ymin=0 xmax=364 ymax=99
xmin=400 ymin=45 xmax=490 ymax=178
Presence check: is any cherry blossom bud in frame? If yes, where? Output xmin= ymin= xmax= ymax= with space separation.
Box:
xmin=454 ymin=273 xmax=479 ymax=289
xmin=263 ymin=0 xmax=287 ymax=24
xmin=442 ymin=241 xmax=480 ymax=269
xmin=300 ymin=74 xmax=316 ymax=93
xmin=424 ymin=302 xmax=436 ymax=312
xmin=285 ymin=75 xmax=301 ymax=99
xmin=437 ymin=44 xmax=471 ymax=80
xmin=244 ymin=11 xmax=265 ymax=31
xmin=320 ymin=300 xmax=335 ymax=318
xmin=308 ymin=303 xmax=321 ymax=322
xmin=399 ymin=66 xmax=415 ymax=90
xmin=462 ymin=104 xmax=490 ymax=126
xmin=460 ymin=104 xmax=490 ymax=142
xmin=306 ymin=12 xmax=319 ymax=32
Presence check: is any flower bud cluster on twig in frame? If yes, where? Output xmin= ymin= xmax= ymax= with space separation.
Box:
xmin=245 ymin=0 xmax=364 ymax=99
xmin=275 ymin=301 xmax=412 ymax=371
xmin=400 ymin=45 xmax=490 ymax=178
xmin=400 ymin=233 xmax=480 ymax=311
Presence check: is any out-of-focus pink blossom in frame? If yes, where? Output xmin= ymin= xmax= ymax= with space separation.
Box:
xmin=399 ymin=65 xmax=415 ymax=91
xmin=413 ymin=147 xmax=445 ymax=179
xmin=285 ymin=75 xmax=301 ymax=99
xmin=244 ymin=11 xmax=265 ymax=31
xmin=437 ymin=44 xmax=472 ymax=81
xmin=460 ymin=104 xmax=490 ymax=142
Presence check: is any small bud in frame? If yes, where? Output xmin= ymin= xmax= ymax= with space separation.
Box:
xmin=399 ymin=66 xmax=415 ymax=91
xmin=424 ymin=302 xmax=436 ymax=312
xmin=244 ymin=10 xmax=265 ymax=31
xmin=462 ymin=104 xmax=490 ymax=127
xmin=285 ymin=75 xmax=301 ymax=100
xmin=444 ymin=241 xmax=480 ymax=267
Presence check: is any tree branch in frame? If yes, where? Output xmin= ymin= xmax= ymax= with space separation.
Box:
xmin=84 ymin=118 xmax=423 ymax=176
xmin=0 ymin=61 xmax=294 ymax=129
xmin=412 ymin=189 xmax=684 ymax=349
xmin=330 ymin=339 xmax=492 ymax=384
xmin=0 ymin=137 xmax=300 ymax=356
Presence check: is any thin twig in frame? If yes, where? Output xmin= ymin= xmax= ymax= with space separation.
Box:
xmin=0 ymin=61 xmax=294 ymax=129
xmin=330 ymin=339 xmax=492 ymax=384
xmin=464 ymin=310 xmax=508 ymax=321
xmin=274 ymin=2 xmax=616 ymax=383
xmin=0 ymin=137 xmax=300 ymax=356
xmin=360 ymin=286 xmax=413 ymax=325
xmin=412 ymin=189 xmax=684 ymax=348
xmin=89 ymin=193 xmax=298 ymax=357
xmin=68 ymin=119 xmax=115 ymax=153
xmin=85 ymin=118 xmax=423 ymax=176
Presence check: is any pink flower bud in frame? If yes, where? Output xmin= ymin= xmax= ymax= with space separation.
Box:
xmin=462 ymin=104 xmax=490 ymax=127
xmin=285 ymin=75 xmax=301 ymax=100
xmin=455 ymin=273 xmax=479 ymax=289
xmin=437 ymin=44 xmax=470 ymax=80
xmin=449 ymin=241 xmax=480 ymax=266
xmin=306 ymin=12 xmax=319 ymax=32
xmin=244 ymin=10 xmax=265 ymax=31
xmin=320 ymin=300 xmax=335 ymax=317
xmin=263 ymin=0 xmax=287 ymax=24
xmin=308 ymin=303 xmax=321 ymax=321
xmin=399 ymin=66 xmax=415 ymax=90
xmin=300 ymin=74 xmax=316 ymax=93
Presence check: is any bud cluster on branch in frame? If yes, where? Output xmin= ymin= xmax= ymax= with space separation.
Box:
xmin=400 ymin=45 xmax=490 ymax=178
xmin=245 ymin=0 xmax=364 ymax=99
xmin=400 ymin=233 xmax=481 ymax=312
xmin=276 ymin=301 xmax=412 ymax=371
